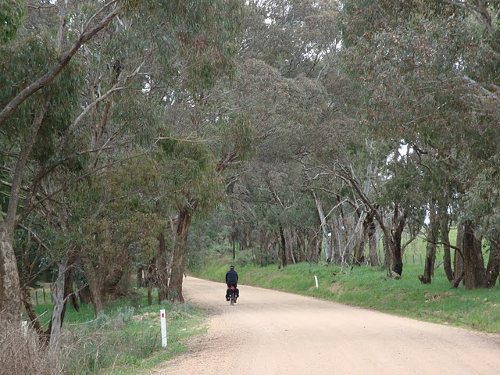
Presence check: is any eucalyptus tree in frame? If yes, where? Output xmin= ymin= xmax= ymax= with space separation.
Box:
xmin=73 ymin=157 xmax=165 ymax=315
xmin=136 ymin=0 xmax=247 ymax=302
xmin=336 ymin=0 xmax=499 ymax=286
xmin=203 ymin=54 xmax=330 ymax=265
xmin=237 ymin=0 xmax=395 ymax=268
xmin=243 ymin=0 xmax=339 ymax=78
xmin=0 ymin=0 xmax=246 ymax=323
xmin=190 ymin=0 xmax=349 ymax=266
xmin=0 ymin=0 xmax=25 ymax=44
xmin=1 ymin=0 xmax=85 ymax=323
xmin=1 ymin=0 xmax=163 ymax=334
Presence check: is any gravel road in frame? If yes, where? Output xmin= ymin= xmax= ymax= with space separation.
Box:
xmin=152 ymin=277 xmax=500 ymax=375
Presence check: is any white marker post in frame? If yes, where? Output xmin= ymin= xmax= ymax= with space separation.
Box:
xmin=314 ymin=275 xmax=319 ymax=289
xmin=160 ymin=309 xmax=167 ymax=348
xmin=21 ymin=320 xmax=28 ymax=337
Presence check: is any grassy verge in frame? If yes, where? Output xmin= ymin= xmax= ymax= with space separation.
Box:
xmin=31 ymin=291 xmax=206 ymax=375
xmin=192 ymin=255 xmax=500 ymax=334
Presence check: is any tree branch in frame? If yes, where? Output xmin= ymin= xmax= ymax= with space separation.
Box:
xmin=20 ymin=151 xmax=150 ymax=219
xmin=0 ymin=4 xmax=121 ymax=127
xmin=5 ymin=99 xmax=50 ymax=234
xmin=460 ymin=74 xmax=500 ymax=101
xmin=69 ymin=62 xmax=143 ymax=132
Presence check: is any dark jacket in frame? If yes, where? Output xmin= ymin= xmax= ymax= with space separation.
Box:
xmin=225 ymin=269 xmax=238 ymax=285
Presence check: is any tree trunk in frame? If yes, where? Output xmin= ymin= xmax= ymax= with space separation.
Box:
xmin=104 ymin=265 xmax=126 ymax=297
xmin=439 ymin=211 xmax=454 ymax=282
xmin=486 ymin=239 xmax=500 ymax=288
xmin=453 ymin=224 xmax=464 ymax=286
xmin=352 ymin=212 xmax=367 ymax=266
xmin=312 ymin=192 xmax=333 ymax=262
xmin=168 ymin=205 xmax=193 ymax=302
xmin=44 ymin=256 xmax=77 ymax=343
xmin=331 ymin=217 xmax=342 ymax=264
xmin=390 ymin=205 xmax=406 ymax=277
xmin=0 ymin=99 xmax=51 ymax=323
xmin=147 ymin=286 xmax=153 ymax=306
xmin=353 ymin=240 xmax=365 ymax=266
xmin=419 ymin=208 xmax=438 ymax=284
xmin=49 ymin=260 xmax=66 ymax=351
xmin=137 ymin=266 xmax=144 ymax=288
xmin=462 ymin=220 xmax=487 ymax=289
xmin=278 ymin=224 xmax=287 ymax=268
xmin=21 ymin=286 xmax=44 ymax=340
xmin=339 ymin=205 xmax=350 ymax=265
xmin=0 ymin=224 xmax=21 ymax=322
xmin=286 ymin=229 xmax=296 ymax=264
xmin=390 ymin=235 xmax=403 ymax=277
xmin=63 ymin=259 xmax=79 ymax=315
xmin=366 ymin=213 xmax=379 ymax=266
xmin=383 ymin=230 xmax=391 ymax=275
xmin=82 ymin=256 xmax=104 ymax=316
xmin=156 ymin=231 xmax=168 ymax=302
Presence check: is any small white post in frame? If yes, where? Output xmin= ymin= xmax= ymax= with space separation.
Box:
xmin=314 ymin=275 xmax=319 ymax=289
xmin=21 ymin=320 xmax=28 ymax=337
xmin=160 ymin=309 xmax=167 ymax=347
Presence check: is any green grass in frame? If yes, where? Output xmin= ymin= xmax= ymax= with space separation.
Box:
xmin=193 ymin=254 xmax=500 ymax=334
xmin=29 ymin=291 xmax=206 ymax=375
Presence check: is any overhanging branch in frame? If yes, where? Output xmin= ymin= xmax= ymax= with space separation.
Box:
xmin=0 ymin=4 xmax=121 ymax=127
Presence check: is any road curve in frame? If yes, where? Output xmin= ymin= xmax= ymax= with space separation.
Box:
xmin=152 ymin=277 xmax=500 ymax=375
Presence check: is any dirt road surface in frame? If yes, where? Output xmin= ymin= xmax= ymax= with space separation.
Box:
xmin=152 ymin=277 xmax=500 ymax=375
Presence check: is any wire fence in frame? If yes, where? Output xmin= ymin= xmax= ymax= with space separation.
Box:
xmin=31 ymin=288 xmax=53 ymax=305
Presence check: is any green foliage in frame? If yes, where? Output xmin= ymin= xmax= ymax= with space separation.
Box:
xmin=206 ymin=114 xmax=256 ymax=160
xmin=158 ymin=138 xmax=224 ymax=213
xmin=0 ymin=34 xmax=83 ymax=163
xmin=66 ymin=161 xmax=166 ymax=265
xmin=131 ymin=0 xmax=245 ymax=92
xmin=0 ymin=0 xmax=25 ymax=44
xmin=243 ymin=0 xmax=339 ymax=78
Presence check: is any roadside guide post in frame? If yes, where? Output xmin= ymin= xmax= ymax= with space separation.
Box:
xmin=160 ymin=309 xmax=167 ymax=347
xmin=314 ymin=275 xmax=319 ymax=289
xmin=21 ymin=320 xmax=28 ymax=337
